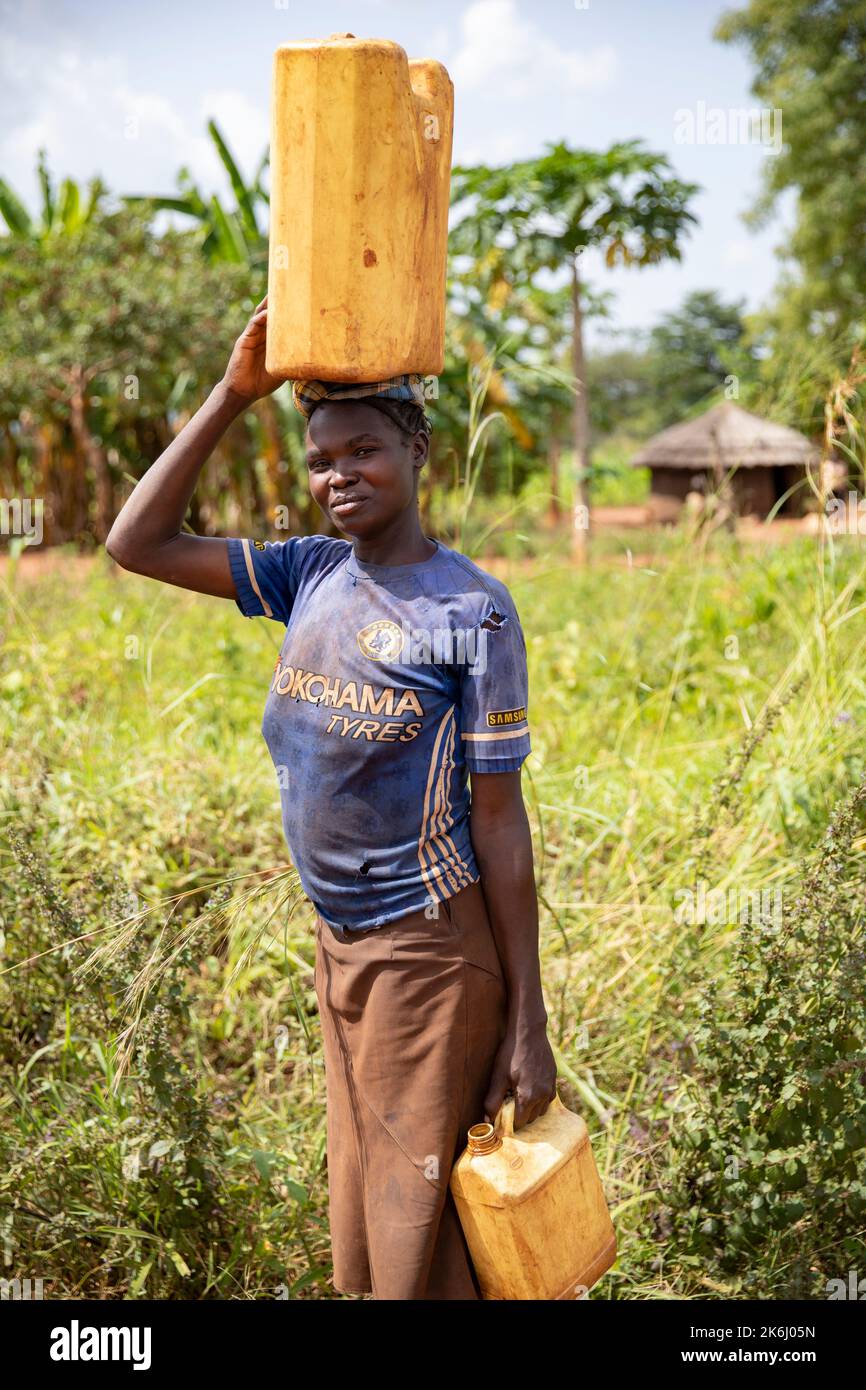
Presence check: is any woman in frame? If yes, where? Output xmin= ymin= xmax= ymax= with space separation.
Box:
xmin=106 ymin=296 xmax=558 ymax=1300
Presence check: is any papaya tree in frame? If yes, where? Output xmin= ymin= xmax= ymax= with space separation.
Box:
xmin=450 ymin=140 xmax=699 ymax=557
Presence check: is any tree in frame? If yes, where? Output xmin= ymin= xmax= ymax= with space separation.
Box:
xmin=0 ymin=207 xmax=253 ymax=543
xmin=586 ymin=344 xmax=659 ymax=441
xmin=716 ymin=0 xmax=866 ymax=341
xmin=444 ymin=262 xmax=600 ymax=520
xmin=644 ymin=290 xmax=759 ymax=429
xmin=450 ymin=141 xmax=698 ymax=557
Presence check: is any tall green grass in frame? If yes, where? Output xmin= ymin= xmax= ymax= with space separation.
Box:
xmin=1 ymin=516 xmax=865 ymax=1297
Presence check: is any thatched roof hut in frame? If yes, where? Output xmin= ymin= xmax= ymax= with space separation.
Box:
xmin=631 ymin=401 xmax=822 ymax=519
xmin=631 ymin=401 xmax=818 ymax=473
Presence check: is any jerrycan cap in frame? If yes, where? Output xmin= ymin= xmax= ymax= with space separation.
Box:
xmin=466 ymin=1092 xmax=517 ymax=1154
xmin=466 ymin=1122 xmax=501 ymax=1156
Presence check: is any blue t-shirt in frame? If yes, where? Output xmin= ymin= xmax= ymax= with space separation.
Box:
xmin=227 ymin=534 xmax=531 ymax=931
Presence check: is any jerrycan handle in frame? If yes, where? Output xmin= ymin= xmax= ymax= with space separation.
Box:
xmin=494 ymin=1088 xmax=565 ymax=1136
xmin=494 ymin=1094 xmax=516 ymax=1137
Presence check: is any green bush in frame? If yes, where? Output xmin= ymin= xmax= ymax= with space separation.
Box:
xmin=667 ymin=776 xmax=866 ymax=1298
xmin=0 ymin=828 xmax=328 ymax=1298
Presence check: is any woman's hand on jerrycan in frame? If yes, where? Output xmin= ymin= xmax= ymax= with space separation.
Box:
xmin=221 ymin=295 xmax=288 ymax=405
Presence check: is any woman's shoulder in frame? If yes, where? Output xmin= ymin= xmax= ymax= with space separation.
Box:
xmin=286 ymin=532 xmax=352 ymax=575
xmin=432 ymin=541 xmax=520 ymax=619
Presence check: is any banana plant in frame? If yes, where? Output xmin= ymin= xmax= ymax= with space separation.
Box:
xmin=0 ymin=149 xmax=106 ymax=244
xmin=124 ymin=119 xmax=269 ymax=269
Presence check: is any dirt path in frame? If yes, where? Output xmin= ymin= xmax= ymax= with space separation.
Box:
xmin=0 ymin=550 xmax=102 ymax=581
xmin=0 ymin=510 xmax=824 ymax=586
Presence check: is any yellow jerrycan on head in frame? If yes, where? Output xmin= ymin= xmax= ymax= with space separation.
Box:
xmin=266 ymin=32 xmax=454 ymax=383
xmin=450 ymin=1090 xmax=617 ymax=1300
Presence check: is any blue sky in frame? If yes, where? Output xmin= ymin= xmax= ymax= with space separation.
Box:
xmin=0 ymin=0 xmax=792 ymax=346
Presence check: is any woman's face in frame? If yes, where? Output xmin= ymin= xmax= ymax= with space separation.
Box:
xmin=305 ymin=401 xmax=428 ymax=538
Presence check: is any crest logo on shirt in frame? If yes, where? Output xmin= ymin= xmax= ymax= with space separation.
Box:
xmin=356 ymin=619 xmax=405 ymax=662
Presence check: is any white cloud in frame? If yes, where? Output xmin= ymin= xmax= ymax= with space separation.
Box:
xmin=0 ymin=32 xmax=266 ymax=212
xmin=451 ymin=0 xmax=617 ymax=99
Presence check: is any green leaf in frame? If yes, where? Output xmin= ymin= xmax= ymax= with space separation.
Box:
xmin=0 ymin=177 xmax=33 ymax=236
xmin=252 ymin=1149 xmax=276 ymax=1180
xmin=207 ymin=118 xmax=261 ymax=245
xmin=166 ymin=1246 xmax=191 ymax=1277
xmin=129 ymin=1262 xmax=152 ymax=1297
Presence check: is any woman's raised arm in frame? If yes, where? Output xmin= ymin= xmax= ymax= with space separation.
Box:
xmin=105 ymin=295 xmax=286 ymax=599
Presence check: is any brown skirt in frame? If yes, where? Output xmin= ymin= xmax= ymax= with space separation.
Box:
xmin=313 ymin=878 xmax=508 ymax=1300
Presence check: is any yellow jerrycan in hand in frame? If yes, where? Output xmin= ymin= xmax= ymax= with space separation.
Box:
xmin=266 ymin=32 xmax=454 ymax=383
xmin=450 ymin=1090 xmax=617 ymax=1300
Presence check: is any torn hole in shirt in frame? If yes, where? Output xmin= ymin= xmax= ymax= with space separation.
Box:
xmin=480 ymin=606 xmax=508 ymax=632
